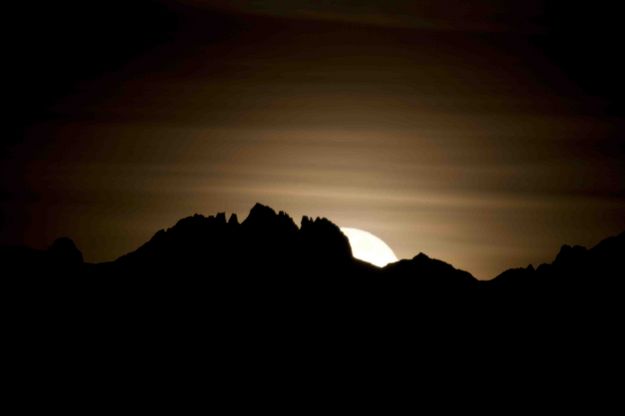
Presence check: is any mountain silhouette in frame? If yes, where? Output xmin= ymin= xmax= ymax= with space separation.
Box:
xmin=3 ymin=203 xmax=624 ymax=304
xmin=488 ymin=231 xmax=625 ymax=292
xmin=383 ymin=253 xmax=477 ymax=290
xmin=111 ymin=203 xmax=355 ymax=279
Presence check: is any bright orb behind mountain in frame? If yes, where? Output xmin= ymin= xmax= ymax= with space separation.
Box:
xmin=340 ymin=227 xmax=398 ymax=268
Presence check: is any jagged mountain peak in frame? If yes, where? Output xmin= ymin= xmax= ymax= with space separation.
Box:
xmin=48 ymin=237 xmax=83 ymax=266
xmin=554 ymin=244 xmax=587 ymax=266
xmin=243 ymin=202 xmax=298 ymax=233
xmin=228 ymin=213 xmax=239 ymax=226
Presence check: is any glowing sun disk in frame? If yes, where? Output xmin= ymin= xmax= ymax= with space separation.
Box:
xmin=340 ymin=227 xmax=398 ymax=267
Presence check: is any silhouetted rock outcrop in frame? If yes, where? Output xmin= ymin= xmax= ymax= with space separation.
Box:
xmin=48 ymin=237 xmax=83 ymax=267
xmin=0 ymin=237 xmax=83 ymax=276
xmin=488 ymin=264 xmax=536 ymax=291
xmin=242 ymin=203 xmax=298 ymax=234
xmin=383 ymin=252 xmax=477 ymax=290
xmin=300 ymin=216 xmax=352 ymax=263
xmin=228 ymin=213 xmax=239 ymax=226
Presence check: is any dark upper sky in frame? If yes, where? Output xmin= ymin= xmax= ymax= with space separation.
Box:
xmin=2 ymin=0 xmax=625 ymax=278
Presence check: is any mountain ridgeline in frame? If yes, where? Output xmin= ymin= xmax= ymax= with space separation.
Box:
xmin=4 ymin=203 xmax=625 ymax=303
xmin=114 ymin=203 xmax=358 ymax=277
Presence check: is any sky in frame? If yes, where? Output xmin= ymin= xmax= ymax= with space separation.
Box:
xmin=3 ymin=0 xmax=625 ymax=278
